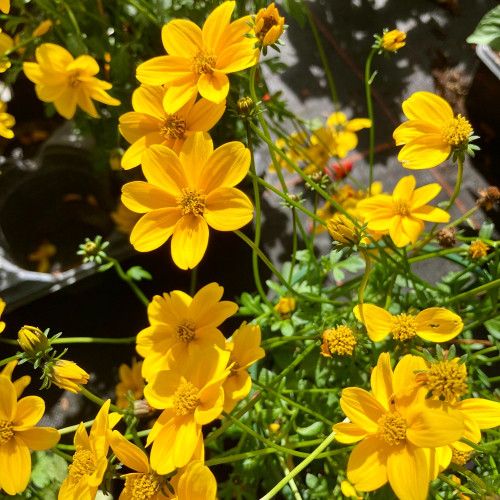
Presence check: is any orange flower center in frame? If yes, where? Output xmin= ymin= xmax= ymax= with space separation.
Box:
xmin=159 ymin=114 xmax=186 ymax=140
xmin=377 ymin=411 xmax=407 ymax=445
xmin=177 ymin=188 xmax=206 ymax=217
xmin=469 ymin=240 xmax=489 ymax=259
xmin=391 ymin=313 xmax=417 ymax=341
xmin=68 ymin=70 xmax=81 ymax=88
xmin=192 ymin=50 xmax=216 ymax=75
xmin=174 ymin=381 xmax=200 ymax=416
xmin=124 ymin=473 xmax=160 ymax=499
xmin=392 ymin=199 xmax=410 ymax=216
xmin=426 ymin=360 xmax=468 ymax=402
xmin=176 ymin=319 xmax=196 ymax=342
xmin=0 ymin=420 xmax=14 ymax=443
xmin=321 ymin=325 xmax=357 ymax=356
xmin=442 ymin=114 xmax=472 ymax=146
xmin=257 ymin=17 xmax=279 ymax=41
xmin=68 ymin=449 xmax=96 ymax=484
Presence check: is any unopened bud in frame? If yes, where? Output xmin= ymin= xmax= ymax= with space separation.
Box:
xmin=18 ymin=326 xmax=50 ymax=357
xmin=236 ymin=97 xmax=254 ymax=117
xmin=327 ymin=214 xmax=362 ymax=247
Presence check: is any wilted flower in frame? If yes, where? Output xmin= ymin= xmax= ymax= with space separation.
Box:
xmin=477 ymin=186 xmax=500 ymax=211
xmin=469 ymin=239 xmax=489 ymax=259
xmin=436 ymin=227 xmax=457 ymax=248
xmin=381 ymin=29 xmax=406 ymax=51
xmin=44 ymin=359 xmax=90 ymax=393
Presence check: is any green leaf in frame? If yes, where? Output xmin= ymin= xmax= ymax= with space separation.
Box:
xmin=479 ymin=219 xmax=494 ymax=240
xmin=281 ymin=319 xmax=294 ymax=336
xmin=296 ymin=421 xmax=323 ymax=437
xmin=485 ymin=317 xmax=500 ymax=339
xmin=280 ymin=0 xmax=306 ymax=28
xmin=467 ymin=5 xmax=500 ymax=50
xmin=98 ymin=262 xmax=114 ymax=272
xmin=126 ymin=266 xmax=152 ymax=281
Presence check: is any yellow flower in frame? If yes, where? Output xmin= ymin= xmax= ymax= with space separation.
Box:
xmin=144 ymin=345 xmax=231 ymax=474
xmin=0 ymin=0 xmax=9 ymax=14
xmin=274 ymin=296 xmax=296 ymax=315
xmin=59 ymin=400 xmax=121 ymax=499
xmin=23 ymin=43 xmax=120 ymax=119
xmin=121 ymin=132 xmax=254 ymax=270
xmin=469 ymin=239 xmax=489 ymax=259
xmin=136 ymin=1 xmax=259 ymax=113
xmin=332 ymin=353 xmax=464 ymax=500
xmin=119 ymin=84 xmax=225 ymax=170
xmin=45 ymin=359 xmax=90 ymax=393
xmin=356 ymin=175 xmax=450 ymax=247
xmin=111 ymin=202 xmax=141 ymax=235
xmin=381 ymin=29 xmax=406 ymax=51
xmin=169 ymin=460 xmax=218 ymax=500
xmin=0 ymin=375 xmax=60 ymax=496
xmin=1 ymin=361 xmax=31 ymax=398
xmin=393 ymin=92 xmax=473 ymax=169
xmin=115 ymin=358 xmax=144 ymax=409
xmin=223 ymin=323 xmax=265 ymax=413
xmin=353 ymin=303 xmax=463 ymax=343
xmin=0 ymin=29 xmax=13 ymax=73
xmin=137 ymin=282 xmax=238 ymax=381
xmin=0 ymin=100 xmax=15 ymax=139
xmin=0 ymin=298 xmax=5 ymax=334
xmin=321 ymin=325 xmax=357 ymax=357
xmin=254 ymin=3 xmax=285 ymax=47
xmin=18 ymin=325 xmax=50 ymax=356
xmin=341 ymin=480 xmax=363 ymax=499
xmin=32 ymin=20 xmax=53 ymax=37
xmin=327 ymin=213 xmax=362 ymax=247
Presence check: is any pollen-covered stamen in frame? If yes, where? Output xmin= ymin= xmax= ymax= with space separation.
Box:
xmin=176 ymin=319 xmax=196 ymax=342
xmin=177 ymin=188 xmax=206 ymax=217
xmin=391 ymin=313 xmax=417 ymax=341
xmin=68 ymin=450 xmax=96 ymax=484
xmin=321 ymin=326 xmax=357 ymax=356
xmin=124 ymin=473 xmax=160 ymax=500
xmin=191 ymin=50 xmax=216 ymax=75
xmin=393 ymin=199 xmax=410 ymax=216
xmin=174 ymin=382 xmax=200 ymax=416
xmin=0 ymin=420 xmax=14 ymax=443
xmin=425 ymin=359 xmax=468 ymax=402
xmin=451 ymin=448 xmax=471 ymax=466
xmin=257 ymin=17 xmax=279 ymax=41
xmin=68 ymin=71 xmax=81 ymax=88
xmin=442 ymin=114 xmax=472 ymax=147
xmin=377 ymin=411 xmax=407 ymax=445
xmin=159 ymin=114 xmax=186 ymax=140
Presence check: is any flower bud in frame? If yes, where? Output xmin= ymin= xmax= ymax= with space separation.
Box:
xmin=18 ymin=326 xmax=50 ymax=356
xmin=236 ymin=97 xmax=254 ymax=117
xmin=327 ymin=214 xmax=362 ymax=247
xmin=381 ymin=29 xmax=406 ymax=51
xmin=254 ymin=3 xmax=285 ymax=47
xmin=45 ymin=359 xmax=89 ymax=393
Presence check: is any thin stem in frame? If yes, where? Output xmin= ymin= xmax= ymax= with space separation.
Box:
xmin=364 ymin=48 xmax=377 ymax=194
xmin=358 ymin=248 xmax=371 ymax=305
xmin=438 ymin=473 xmax=478 ymax=498
xmin=189 ymin=265 xmax=198 ymax=296
xmin=205 ymin=448 xmax=276 ymax=467
xmin=108 ymin=258 xmax=149 ymax=307
xmin=261 ymin=335 xmax=318 ymax=347
xmin=51 ymin=337 xmax=136 ymax=344
xmin=51 ymin=447 xmax=73 ymax=463
xmin=446 ymin=155 xmax=464 ymax=211
xmin=78 ymin=386 xmax=125 ymax=414
xmin=443 ymin=279 xmax=500 ymax=305
xmin=58 ymin=420 xmax=93 ymax=435
xmin=278 ymin=454 xmax=303 ymax=500
xmin=0 ymin=354 xmax=22 ymax=367
xmin=449 ymin=463 xmax=487 ymax=491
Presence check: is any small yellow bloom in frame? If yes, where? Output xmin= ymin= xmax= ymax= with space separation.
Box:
xmin=393 ymin=92 xmax=473 ymax=169
xmin=0 ymin=99 xmax=15 ymax=139
xmin=0 ymin=298 xmax=5 ymax=334
xmin=18 ymin=325 xmax=50 ymax=356
xmin=46 ymin=359 xmax=90 ymax=393
xmin=327 ymin=213 xmax=362 ymax=247
xmin=32 ymin=20 xmax=53 ymax=37
xmin=115 ymin=358 xmax=144 ymax=409
xmin=254 ymin=3 xmax=285 ymax=47
xmin=321 ymin=325 xmax=357 ymax=357
xmin=341 ymin=480 xmax=363 ymax=499
xmin=353 ymin=303 xmax=463 ymax=343
xmin=381 ymin=29 xmax=406 ymax=51
xmin=356 ymin=175 xmax=450 ymax=247
xmin=28 ymin=241 xmax=56 ymax=273
xmin=0 ymin=375 xmax=60 ymax=496
xmin=469 ymin=239 xmax=489 ymax=259
xmin=23 ymin=43 xmax=120 ymax=119
xmin=0 ymin=0 xmax=9 ymax=14
xmin=0 ymin=28 xmax=13 ymax=73
xmin=122 ymin=132 xmax=254 ymax=270
xmin=274 ymin=296 xmax=296 ymax=315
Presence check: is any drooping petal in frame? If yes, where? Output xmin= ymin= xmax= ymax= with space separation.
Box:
xmin=340 ymin=388 xmax=385 ymax=432
xmin=332 ymin=422 xmax=368 ymax=444
xmin=205 ymin=187 xmax=254 ymax=231
xmin=370 ymin=353 xmax=394 ymax=410
xmin=402 ymin=91 xmax=453 ymax=125
xmin=410 ymin=183 xmax=442 ymax=209
xmin=197 ymin=71 xmax=229 ymax=104
xmin=16 ymin=427 xmax=60 ymax=450
xmin=122 ymin=182 xmax=177 ymax=213
xmin=170 ymin=216 xmax=209 ymax=270
xmin=130 ymin=209 xmax=180 ymax=252
xmin=162 ymin=20 xmax=202 ymax=58
xmin=202 ymin=0 xmax=235 ymax=51
xmin=415 ymin=308 xmax=463 ymax=342
xmin=353 ymin=304 xmax=393 ymax=342
xmin=393 ymin=120 xmax=441 ymax=146
xmin=0 ymin=437 xmax=31 ymax=495
xmin=401 ymin=216 xmax=425 ymax=245
xmin=398 ymin=136 xmax=450 ymax=169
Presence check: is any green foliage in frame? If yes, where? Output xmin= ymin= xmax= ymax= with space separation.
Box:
xmin=467 ymin=5 xmax=500 ymax=50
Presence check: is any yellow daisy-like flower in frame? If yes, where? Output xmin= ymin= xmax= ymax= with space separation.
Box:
xmin=274 ymin=296 xmax=296 ymax=315
xmin=45 ymin=359 xmax=90 ymax=393
xmin=23 ymin=43 xmax=121 ymax=119
xmin=222 ymin=323 xmax=265 ymax=413
xmin=254 ymin=2 xmax=285 ymax=47
xmin=0 ymin=375 xmax=60 ymax=496
xmin=333 ymin=353 xmax=464 ymax=500
xmin=356 ymin=175 xmax=450 ymax=247
xmin=136 ymin=1 xmax=259 ymax=113
xmin=137 ymin=282 xmax=238 ymax=381
xmin=0 ymin=0 xmax=9 ymax=14
xmin=0 ymin=100 xmax=15 ymax=139
xmin=115 ymin=358 xmax=144 ymax=409
xmin=353 ymin=303 xmax=463 ymax=343
xmin=381 ymin=29 xmax=406 ymax=52
xmin=469 ymin=239 xmax=489 ymax=259
xmin=121 ymin=132 xmax=254 ymax=270
xmin=119 ymin=84 xmax=225 ymax=169
xmin=144 ymin=345 xmax=231 ymax=474
xmin=393 ymin=92 xmax=473 ymax=169
xmin=58 ymin=400 xmax=121 ymax=500
xmin=0 ymin=29 xmax=14 ymax=73
xmin=321 ymin=325 xmax=357 ymax=357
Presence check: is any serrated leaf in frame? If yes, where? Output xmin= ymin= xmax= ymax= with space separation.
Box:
xmin=126 ymin=266 xmax=152 ymax=281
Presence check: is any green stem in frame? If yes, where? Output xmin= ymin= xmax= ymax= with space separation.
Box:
xmin=58 ymin=420 xmax=93 ymax=435
xmin=408 ymin=247 xmax=464 ymax=264
xmin=0 ymin=354 xmax=22 ymax=367
xmin=78 ymin=386 xmax=124 ymax=414
xmin=205 ymin=448 xmax=276 ymax=467
xmin=364 ymin=48 xmax=377 ymax=194
xmin=109 ymin=258 xmax=149 ymax=307
xmin=358 ymin=248 xmax=371 ymax=305
xmin=449 ymin=463 xmax=487 ymax=491
xmin=51 ymin=337 xmax=136 ymax=344
xmin=446 ymin=155 xmax=464 ymax=211
xmin=261 ymin=335 xmax=319 ymax=347
xmin=278 ymin=454 xmax=303 ymax=500
xmin=260 ymin=431 xmax=338 ymax=500
xmin=443 ymin=279 xmax=500 ymax=305
xmin=288 ymin=209 xmax=298 ymax=284
xmin=438 ymin=473 xmax=478 ymax=498
xmin=51 ymin=447 xmax=73 ymax=462
xmin=446 ymin=206 xmax=479 ymax=229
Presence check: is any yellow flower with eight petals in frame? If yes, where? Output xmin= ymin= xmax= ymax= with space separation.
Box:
xmin=121 ymin=132 xmax=254 ymax=270
xmin=23 ymin=43 xmax=120 ymax=119
xmin=0 ymin=375 xmax=60 ymax=496
xmin=136 ymin=1 xmax=259 ymax=113
xmin=393 ymin=92 xmax=473 ymax=169
xmin=356 ymin=175 xmax=450 ymax=247
xmin=353 ymin=303 xmax=462 ymax=343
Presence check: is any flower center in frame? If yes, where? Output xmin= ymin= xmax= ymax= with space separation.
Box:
xmin=442 ymin=115 xmax=472 ymax=147
xmin=124 ymin=473 xmax=160 ymax=500
xmin=191 ymin=50 xmax=216 ymax=75
xmin=68 ymin=449 xmax=96 ymax=484
xmin=391 ymin=313 xmax=417 ymax=341
xmin=451 ymin=448 xmax=471 ymax=466
xmin=321 ymin=325 xmax=357 ymax=356
xmin=0 ymin=420 xmax=14 ymax=444
xmin=174 ymin=382 xmax=200 ymax=416
xmin=177 ymin=188 xmax=206 ymax=217
xmin=377 ymin=411 xmax=407 ymax=445
xmin=257 ymin=17 xmax=279 ymax=41
xmin=393 ymin=199 xmax=410 ymax=216
xmin=176 ymin=319 xmax=196 ymax=342
xmin=68 ymin=71 xmax=81 ymax=89
xmin=425 ymin=360 xmax=468 ymax=402
xmin=159 ymin=114 xmax=186 ymax=140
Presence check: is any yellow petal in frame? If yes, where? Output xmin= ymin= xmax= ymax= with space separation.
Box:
xmin=402 ymin=91 xmax=453 ymax=125
xmin=332 ymin=422 xmax=367 ymax=444
xmin=177 ymin=460 xmax=217 ymax=500
xmin=68 ymin=55 xmax=99 ymax=75
xmin=120 ymin=132 xmax=165 ymax=170
xmin=179 ymin=132 xmax=213 ymax=185
xmin=173 ymin=417 xmax=202 ymax=468
xmin=53 ymin=87 xmax=78 ymax=119
xmin=36 ymin=43 xmax=73 ymax=71
xmin=171 ymin=215 xmax=209 ymax=270
xmin=219 ymin=15 xmax=254 ymax=50
xmin=353 ymin=304 xmax=393 ymax=342
xmin=393 ymin=175 xmax=416 ymax=201
xmin=0 ymin=437 xmax=31 ymax=495
xmin=0 ymin=375 xmax=16 ymax=421
xmin=74 ymin=421 xmax=91 ymax=451
xmin=202 ymin=0 xmax=235 ymax=51
xmin=411 ymin=205 xmax=450 ymax=223
xmin=205 ymin=187 xmax=254 ymax=231
xmin=197 ymin=71 xmax=229 ymax=104
xmin=195 ymin=385 xmax=224 ymax=424
xmin=163 ymin=75 xmax=200 ymax=114
xmin=223 ymin=371 xmax=251 ymax=401
xmin=340 ymin=388 xmax=385 ymax=432
xmin=142 ymin=144 xmax=187 ymax=194
xmin=119 ymin=112 xmax=162 ymax=144
xmin=16 ymin=427 xmax=60 ymax=450
xmin=122 ymin=181 xmax=176 ymax=213
xmin=401 ymin=216 xmax=424 ymax=245
xmin=393 ymin=120 xmax=441 ymax=146
xmin=370 ymin=353 xmax=393 ymax=410
xmin=13 ymin=396 xmax=44 ymax=428
xmin=162 ymin=20 xmax=202 ymax=58
xmin=186 ymin=98 xmax=226 ymax=132
xmin=398 ymin=136 xmax=450 ymax=169
xmin=136 ymin=56 xmax=192 ymax=86
xmin=144 ymin=371 xmax=182 ymax=409
xmin=130 ymin=209 xmax=180 ymax=252
xmin=189 ymin=282 xmax=238 ymax=328
xmin=389 ymin=215 xmax=410 ymax=247
xmin=454 ymin=398 xmax=500 ymax=429
xmin=216 ymin=41 xmax=259 ymax=73
xmin=230 ymin=324 xmax=264 ymax=369
xmin=410 ymin=183 xmax=441 ymax=209
xmin=392 ymin=355 xmax=427 ymax=396
xmin=415 ymin=308 xmax=463 ymax=342
xmin=132 ymin=84 xmax=165 ymax=118
xmin=345 ymin=118 xmax=372 ymax=132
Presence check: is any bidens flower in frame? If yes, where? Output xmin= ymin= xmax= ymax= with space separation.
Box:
xmin=23 ymin=43 xmax=120 ymax=119
xmin=136 ymin=1 xmax=259 ymax=113
xmin=44 ymin=359 xmax=90 ymax=393
xmin=393 ymin=92 xmax=474 ymax=169
xmin=254 ymin=3 xmax=285 ymax=47
xmin=321 ymin=325 xmax=357 ymax=357
xmin=381 ymin=29 xmax=406 ymax=51
xmin=122 ymin=132 xmax=254 ymax=270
